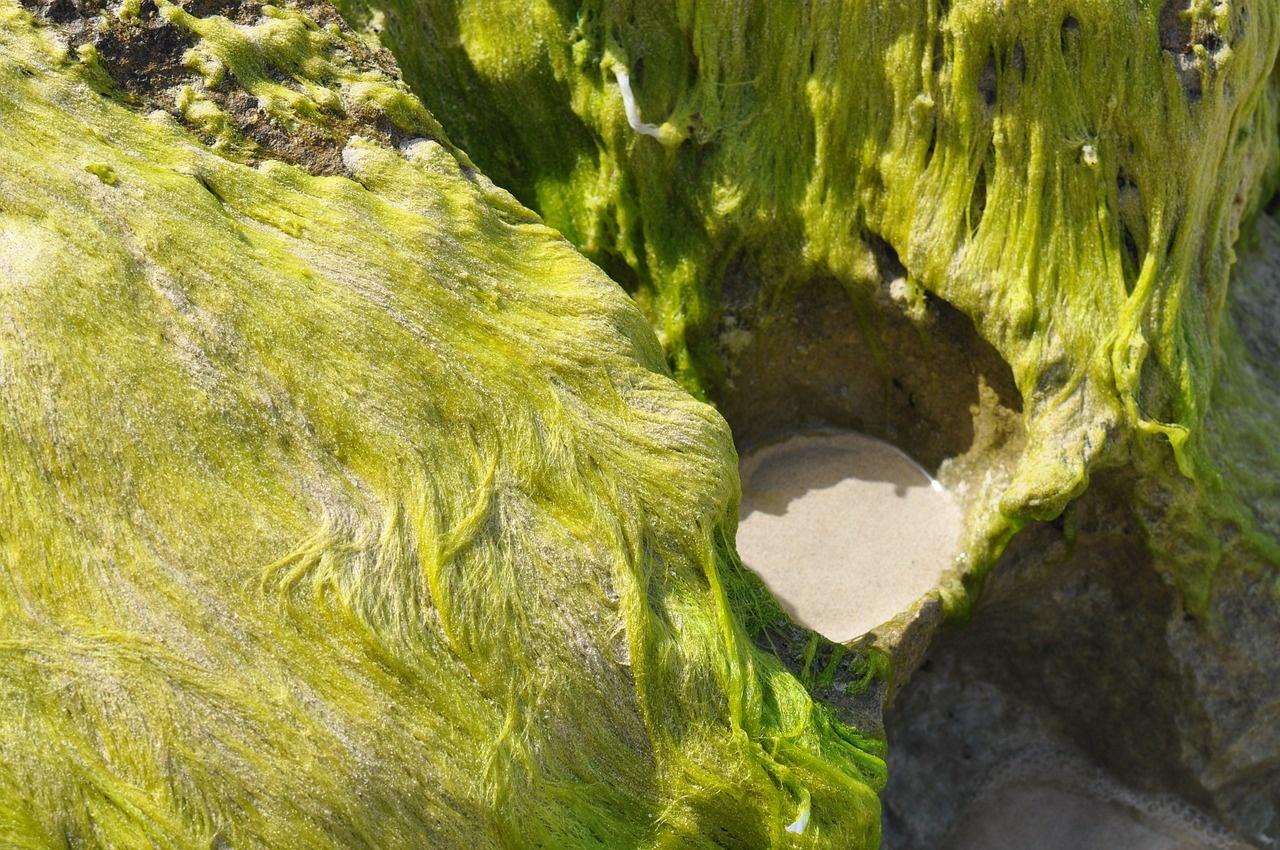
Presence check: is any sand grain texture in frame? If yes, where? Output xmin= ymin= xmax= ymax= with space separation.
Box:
xmin=737 ymin=431 xmax=964 ymax=642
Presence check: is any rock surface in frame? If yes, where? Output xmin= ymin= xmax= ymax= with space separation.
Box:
xmin=883 ymin=210 xmax=1280 ymax=844
xmin=335 ymin=1 xmax=1280 ymax=846
xmin=0 ymin=1 xmax=887 ymax=846
xmin=5 ymin=0 xmax=1280 ymax=846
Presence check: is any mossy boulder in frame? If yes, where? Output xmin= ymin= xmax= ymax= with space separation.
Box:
xmin=7 ymin=0 xmax=1280 ymax=845
xmin=0 ymin=2 xmax=887 ymax=846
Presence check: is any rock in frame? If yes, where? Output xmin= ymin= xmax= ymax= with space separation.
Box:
xmin=339 ymin=0 xmax=1280 ymax=845
xmin=0 ymin=1 xmax=885 ymax=846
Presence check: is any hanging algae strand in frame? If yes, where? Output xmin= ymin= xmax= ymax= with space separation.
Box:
xmin=607 ymin=54 xmax=687 ymax=146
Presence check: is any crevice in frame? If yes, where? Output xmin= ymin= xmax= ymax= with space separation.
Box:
xmin=977 ymin=51 xmax=997 ymax=109
xmin=191 ymin=172 xmax=226 ymax=205
xmin=1061 ymin=13 xmax=1081 ymax=53
xmin=969 ymin=166 xmax=987 ymax=233
xmin=868 ymin=231 xmax=908 ymax=282
xmin=1117 ymin=166 xmax=1145 ymax=293
xmin=1122 ymin=227 xmax=1141 ymax=293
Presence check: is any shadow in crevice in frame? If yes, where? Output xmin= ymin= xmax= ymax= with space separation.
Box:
xmin=711 ymin=239 xmax=1022 ymax=476
xmin=739 ymin=429 xmax=940 ymax=517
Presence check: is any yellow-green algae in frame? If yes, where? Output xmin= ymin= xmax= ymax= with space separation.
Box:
xmin=335 ymin=0 xmax=1280 ymax=612
xmin=0 ymin=2 xmax=885 ymax=847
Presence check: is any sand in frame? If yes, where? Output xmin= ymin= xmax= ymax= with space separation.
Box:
xmin=944 ymin=782 xmax=1244 ymax=850
xmin=914 ymin=746 xmax=1254 ymax=850
xmin=736 ymin=430 xmax=964 ymax=643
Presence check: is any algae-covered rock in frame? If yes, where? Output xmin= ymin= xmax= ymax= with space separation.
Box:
xmin=338 ymin=0 xmax=1280 ymax=586
xmin=0 ymin=1 xmax=888 ymax=846
xmin=340 ymin=0 xmax=1280 ymax=524
xmin=326 ymin=0 xmax=1280 ymax=843
xmin=8 ymin=0 xmax=1280 ymax=844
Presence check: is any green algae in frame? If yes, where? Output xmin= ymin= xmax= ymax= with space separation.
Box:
xmin=0 ymin=1 xmax=886 ymax=846
xmin=337 ymin=0 xmax=1280 ymax=613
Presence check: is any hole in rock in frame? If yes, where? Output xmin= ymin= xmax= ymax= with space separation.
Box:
xmin=714 ymin=244 xmax=1022 ymax=471
xmin=1061 ymin=14 xmax=1081 ymax=52
xmin=880 ymin=480 xmax=1259 ymax=850
xmin=711 ymin=240 xmax=1023 ymax=647
xmin=978 ymin=53 xmax=998 ymax=108
xmin=736 ymin=431 xmax=964 ymax=642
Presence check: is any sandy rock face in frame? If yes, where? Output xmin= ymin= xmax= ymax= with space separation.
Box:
xmin=737 ymin=431 xmax=964 ymax=644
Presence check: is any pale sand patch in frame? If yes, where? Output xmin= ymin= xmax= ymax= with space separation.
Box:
xmin=928 ymin=747 xmax=1250 ymax=850
xmin=945 ymin=783 xmax=1240 ymax=850
xmin=736 ymin=431 xmax=964 ymax=643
